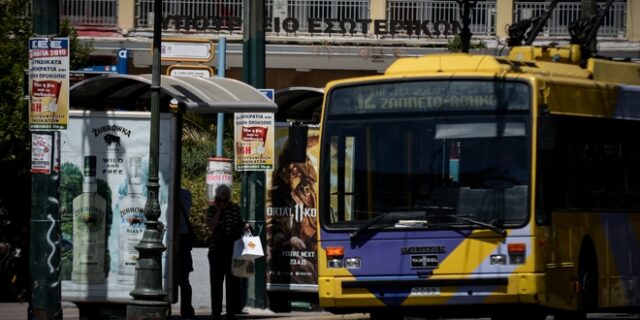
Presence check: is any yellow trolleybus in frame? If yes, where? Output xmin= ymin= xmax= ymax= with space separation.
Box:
xmin=315 ymin=47 xmax=640 ymax=320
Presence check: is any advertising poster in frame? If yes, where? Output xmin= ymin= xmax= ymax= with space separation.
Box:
xmin=265 ymin=126 xmax=320 ymax=291
xmin=59 ymin=111 xmax=176 ymax=301
xmin=31 ymin=133 xmax=53 ymax=174
xmin=28 ymin=37 xmax=70 ymax=131
xmin=234 ymin=113 xmax=275 ymax=171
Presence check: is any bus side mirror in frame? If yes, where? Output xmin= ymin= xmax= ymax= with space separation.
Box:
xmin=288 ymin=124 xmax=308 ymax=163
xmin=538 ymin=113 xmax=556 ymax=151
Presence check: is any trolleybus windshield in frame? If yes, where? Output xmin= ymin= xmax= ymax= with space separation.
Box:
xmin=321 ymin=79 xmax=531 ymax=231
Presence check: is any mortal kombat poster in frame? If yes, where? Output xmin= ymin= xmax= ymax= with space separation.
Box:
xmin=265 ymin=127 xmax=320 ymax=289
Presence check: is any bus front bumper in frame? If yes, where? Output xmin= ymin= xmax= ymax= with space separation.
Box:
xmin=318 ymin=273 xmax=546 ymax=309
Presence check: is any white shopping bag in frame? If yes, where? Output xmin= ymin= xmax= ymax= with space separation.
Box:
xmin=232 ymin=232 xmax=264 ymax=261
xmin=231 ymin=259 xmax=255 ymax=278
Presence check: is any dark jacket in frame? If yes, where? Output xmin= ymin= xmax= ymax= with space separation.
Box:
xmin=207 ymin=203 xmax=244 ymax=252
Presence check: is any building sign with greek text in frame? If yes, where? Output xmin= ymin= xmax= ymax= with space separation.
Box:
xmin=163 ymin=16 xmax=462 ymax=37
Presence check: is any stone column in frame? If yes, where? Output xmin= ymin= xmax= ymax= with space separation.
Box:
xmin=369 ymin=0 xmax=387 ymax=36
xmin=370 ymin=0 xmax=387 ymax=20
xmin=118 ymin=0 xmax=136 ymax=34
xmin=627 ymin=0 xmax=640 ymax=41
xmin=495 ymin=0 xmax=515 ymax=39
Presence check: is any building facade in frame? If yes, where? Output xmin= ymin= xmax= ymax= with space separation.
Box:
xmin=65 ymin=0 xmax=640 ymax=88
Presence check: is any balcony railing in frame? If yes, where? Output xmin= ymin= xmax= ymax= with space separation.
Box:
xmin=388 ymin=0 xmax=497 ymax=36
xmin=136 ymin=0 xmax=243 ymax=30
xmin=58 ymin=0 xmax=627 ymax=39
xmin=60 ymin=0 xmax=118 ymax=28
xmin=515 ymin=1 xmax=626 ymax=37
xmin=136 ymin=0 xmax=371 ymax=35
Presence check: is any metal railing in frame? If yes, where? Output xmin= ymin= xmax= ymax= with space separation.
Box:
xmin=55 ymin=0 xmax=624 ymax=39
xmin=60 ymin=0 xmax=118 ymax=28
xmin=136 ymin=0 xmax=243 ymax=30
xmin=136 ymin=0 xmax=370 ymax=34
xmin=388 ymin=0 xmax=497 ymax=36
xmin=515 ymin=1 xmax=626 ymax=37
xmin=280 ymin=0 xmax=370 ymax=33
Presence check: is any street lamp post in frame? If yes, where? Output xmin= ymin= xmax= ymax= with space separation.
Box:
xmin=456 ymin=0 xmax=478 ymax=53
xmin=126 ymin=0 xmax=169 ymax=318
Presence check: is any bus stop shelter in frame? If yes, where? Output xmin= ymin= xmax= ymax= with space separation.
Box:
xmin=65 ymin=74 xmax=277 ymax=317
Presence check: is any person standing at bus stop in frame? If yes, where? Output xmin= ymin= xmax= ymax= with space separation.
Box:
xmin=178 ymin=188 xmax=196 ymax=320
xmin=207 ymin=184 xmax=247 ymax=320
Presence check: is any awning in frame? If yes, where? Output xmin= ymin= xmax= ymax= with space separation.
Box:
xmin=70 ymin=74 xmax=277 ymax=113
xmin=274 ymin=87 xmax=324 ymax=122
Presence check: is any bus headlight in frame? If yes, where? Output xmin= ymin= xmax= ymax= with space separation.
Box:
xmin=344 ymin=257 xmax=361 ymax=269
xmin=490 ymin=254 xmax=507 ymax=265
xmin=328 ymin=258 xmax=343 ymax=268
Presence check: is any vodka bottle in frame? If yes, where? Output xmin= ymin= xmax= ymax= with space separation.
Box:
xmin=71 ymin=155 xmax=107 ymax=283
xmin=117 ymin=156 xmax=147 ymax=284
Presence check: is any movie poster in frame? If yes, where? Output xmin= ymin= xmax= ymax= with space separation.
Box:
xmin=265 ymin=126 xmax=320 ymax=291
xmin=59 ymin=111 xmax=176 ymax=301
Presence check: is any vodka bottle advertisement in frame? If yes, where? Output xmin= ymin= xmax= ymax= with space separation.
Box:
xmin=71 ymin=155 xmax=107 ymax=284
xmin=117 ymin=156 xmax=147 ymax=284
xmin=60 ymin=112 xmax=175 ymax=300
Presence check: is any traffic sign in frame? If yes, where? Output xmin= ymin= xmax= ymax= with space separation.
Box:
xmin=167 ymin=65 xmax=214 ymax=78
xmin=258 ymin=89 xmax=275 ymax=101
xmin=160 ymin=38 xmax=215 ymax=62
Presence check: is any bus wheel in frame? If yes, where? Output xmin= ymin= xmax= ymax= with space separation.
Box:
xmin=577 ymin=248 xmax=598 ymax=317
xmin=557 ymin=246 xmax=598 ymax=320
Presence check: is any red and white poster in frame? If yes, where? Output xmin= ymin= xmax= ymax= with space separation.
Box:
xmin=234 ymin=113 xmax=275 ymax=171
xmin=31 ymin=133 xmax=53 ymax=174
xmin=28 ymin=37 xmax=70 ymax=131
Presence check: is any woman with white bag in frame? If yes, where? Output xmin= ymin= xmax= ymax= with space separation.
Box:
xmin=206 ymin=184 xmax=249 ymax=320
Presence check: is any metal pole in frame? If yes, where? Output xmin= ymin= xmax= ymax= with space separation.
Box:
xmin=241 ymin=0 xmax=266 ymax=308
xmin=126 ymin=0 xmax=169 ymax=317
xmin=30 ymin=1 xmax=61 ymax=319
xmin=216 ymin=38 xmax=226 ymax=157
xmin=456 ymin=0 xmax=477 ymax=53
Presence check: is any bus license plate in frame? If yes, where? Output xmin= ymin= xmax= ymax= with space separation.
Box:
xmin=410 ymin=287 xmax=440 ymax=296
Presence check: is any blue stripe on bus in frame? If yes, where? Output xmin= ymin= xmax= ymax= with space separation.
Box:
xmin=602 ymin=212 xmax=640 ymax=305
xmin=321 ymin=229 xmax=472 ymax=306
xmin=614 ymin=85 xmax=640 ymax=120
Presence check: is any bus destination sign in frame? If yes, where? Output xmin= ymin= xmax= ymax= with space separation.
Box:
xmin=329 ymin=80 xmax=529 ymax=115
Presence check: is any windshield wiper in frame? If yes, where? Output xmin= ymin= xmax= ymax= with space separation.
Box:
xmin=350 ymin=212 xmax=390 ymax=240
xmin=439 ymin=214 xmax=507 ymax=236
xmin=350 ymin=206 xmax=454 ymax=240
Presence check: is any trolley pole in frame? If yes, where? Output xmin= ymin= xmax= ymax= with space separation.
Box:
xmin=126 ymin=0 xmax=170 ymax=318
xmin=242 ymin=0 xmax=267 ymax=308
xmin=29 ymin=1 xmax=62 ymax=319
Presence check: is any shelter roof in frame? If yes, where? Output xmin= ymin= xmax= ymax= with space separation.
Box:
xmin=274 ymin=87 xmax=323 ymax=123
xmin=70 ymin=74 xmax=277 ymax=113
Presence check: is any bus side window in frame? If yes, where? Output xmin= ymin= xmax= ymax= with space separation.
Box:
xmin=536 ymin=114 xmax=557 ymax=226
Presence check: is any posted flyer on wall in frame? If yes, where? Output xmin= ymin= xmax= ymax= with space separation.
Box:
xmin=234 ymin=112 xmax=275 ymax=171
xmin=28 ymin=37 xmax=70 ymax=131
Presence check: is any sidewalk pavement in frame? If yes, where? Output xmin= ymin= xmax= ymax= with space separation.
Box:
xmin=0 ymin=302 xmax=370 ymax=320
